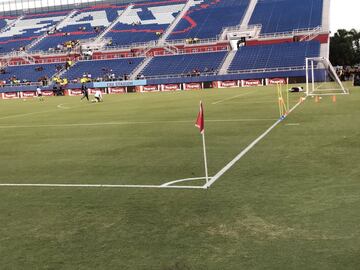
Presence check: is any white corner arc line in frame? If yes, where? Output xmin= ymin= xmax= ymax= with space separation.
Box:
xmin=161 ymin=177 xmax=209 ymax=187
xmin=204 ymin=98 xmax=305 ymax=189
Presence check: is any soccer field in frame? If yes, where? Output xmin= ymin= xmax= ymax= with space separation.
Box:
xmin=0 ymin=85 xmax=359 ymax=269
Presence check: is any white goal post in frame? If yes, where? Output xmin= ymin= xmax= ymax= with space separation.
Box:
xmin=305 ymin=57 xmax=349 ymax=96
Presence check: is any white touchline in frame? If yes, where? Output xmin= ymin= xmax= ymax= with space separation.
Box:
xmin=204 ymin=99 xmax=305 ymax=189
xmin=0 ymin=183 xmax=206 ymax=189
xmin=0 ymin=119 xmax=278 ymax=129
xmin=212 ymin=91 xmax=256 ymax=105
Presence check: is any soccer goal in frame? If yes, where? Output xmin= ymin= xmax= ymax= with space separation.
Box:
xmin=305 ymin=57 xmax=349 ymax=96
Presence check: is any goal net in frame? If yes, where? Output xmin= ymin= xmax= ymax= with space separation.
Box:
xmin=306 ymin=57 xmax=349 ymax=96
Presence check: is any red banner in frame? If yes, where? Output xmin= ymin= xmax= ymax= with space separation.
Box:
xmin=242 ymin=79 xmax=263 ymax=87
xmin=267 ymin=78 xmax=286 ymax=85
xmin=109 ymin=87 xmax=126 ymax=94
xmin=2 ymin=92 xmax=19 ymax=99
xmin=184 ymin=83 xmax=202 ymax=90
xmin=42 ymin=91 xmax=54 ymax=96
xmin=219 ymin=81 xmax=238 ymax=88
xmin=68 ymin=89 xmax=82 ymax=96
xmin=22 ymin=91 xmax=36 ymax=98
xmin=163 ymin=84 xmax=181 ymax=91
xmin=143 ymin=85 xmax=159 ymax=91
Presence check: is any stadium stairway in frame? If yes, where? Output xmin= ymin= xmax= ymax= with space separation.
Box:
xmin=94 ymin=4 xmax=134 ymax=43
xmin=157 ymin=0 xmax=195 ymax=44
xmin=218 ymin=50 xmax=237 ymax=75
xmin=237 ymin=0 xmax=258 ymax=28
xmin=130 ymin=57 xmax=154 ymax=80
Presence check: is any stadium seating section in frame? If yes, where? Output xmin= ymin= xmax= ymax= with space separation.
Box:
xmin=168 ymin=0 xmax=250 ymax=40
xmin=105 ymin=0 xmax=188 ymax=46
xmin=0 ymin=0 xmax=327 ymax=85
xmin=228 ymin=41 xmax=321 ymax=71
xmin=0 ymin=63 xmax=62 ymax=83
xmin=142 ymin=51 xmax=226 ymax=77
xmin=249 ymin=0 xmax=323 ymax=33
xmin=0 ymin=12 xmax=70 ymax=53
xmin=63 ymin=57 xmax=144 ymax=81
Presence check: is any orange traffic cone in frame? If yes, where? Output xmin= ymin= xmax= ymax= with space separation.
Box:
xmin=332 ymin=95 xmax=337 ymax=103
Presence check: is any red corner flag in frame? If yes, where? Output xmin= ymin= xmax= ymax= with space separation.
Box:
xmin=195 ymin=101 xmax=204 ymax=134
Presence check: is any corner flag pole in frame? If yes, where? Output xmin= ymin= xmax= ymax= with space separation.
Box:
xmin=195 ymin=101 xmax=209 ymax=183
xmin=202 ymin=130 xmax=209 ymax=184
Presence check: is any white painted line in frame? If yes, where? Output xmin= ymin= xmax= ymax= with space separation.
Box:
xmin=212 ymin=91 xmax=255 ymax=105
xmin=161 ymin=177 xmax=210 ymax=187
xmin=0 ymin=183 xmax=206 ymax=190
xmin=204 ymin=98 xmax=305 ymax=189
xmin=0 ymin=119 xmax=278 ymax=129
xmin=285 ymin=123 xmax=300 ymax=126
xmin=57 ymin=103 xmax=71 ymax=109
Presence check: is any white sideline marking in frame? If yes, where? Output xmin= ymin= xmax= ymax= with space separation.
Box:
xmin=204 ymin=99 xmax=305 ymax=189
xmin=212 ymin=91 xmax=254 ymax=105
xmin=0 ymin=183 xmax=206 ymax=189
xmin=0 ymin=119 xmax=277 ymax=129
xmin=285 ymin=123 xmax=300 ymax=126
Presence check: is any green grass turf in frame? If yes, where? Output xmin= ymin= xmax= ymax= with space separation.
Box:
xmin=0 ymin=85 xmax=359 ymax=269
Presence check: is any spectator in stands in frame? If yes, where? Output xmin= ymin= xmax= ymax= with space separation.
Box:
xmin=65 ymin=60 xmax=73 ymax=70
xmin=0 ymin=67 xmax=6 ymax=74
xmin=35 ymin=66 xmax=44 ymax=72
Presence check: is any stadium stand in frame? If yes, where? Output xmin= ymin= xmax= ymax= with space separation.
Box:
xmin=228 ymin=41 xmax=321 ymax=72
xmin=168 ymin=0 xmax=250 ymax=40
xmin=63 ymin=57 xmax=144 ymax=81
xmin=141 ymin=51 xmax=227 ymax=77
xmin=105 ymin=0 xmax=188 ymax=46
xmin=249 ymin=0 xmax=323 ymax=33
xmin=0 ymin=11 xmax=69 ymax=53
xmin=0 ymin=0 xmax=329 ymax=92
xmin=30 ymin=6 xmax=124 ymax=52
xmin=0 ymin=62 xmax=62 ymax=84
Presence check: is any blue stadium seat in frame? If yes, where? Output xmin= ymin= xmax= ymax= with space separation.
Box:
xmin=249 ymin=0 xmax=323 ymax=33
xmin=0 ymin=11 xmax=70 ymax=53
xmin=142 ymin=51 xmax=227 ymax=77
xmin=228 ymin=41 xmax=321 ymax=71
xmin=106 ymin=1 xmax=187 ymax=46
xmin=30 ymin=6 xmax=124 ymax=52
xmin=63 ymin=57 xmax=144 ymax=80
xmin=168 ymin=0 xmax=250 ymax=40
xmin=0 ymin=63 xmax=62 ymax=83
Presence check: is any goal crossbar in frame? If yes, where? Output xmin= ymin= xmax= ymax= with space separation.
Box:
xmin=305 ymin=57 xmax=349 ymax=96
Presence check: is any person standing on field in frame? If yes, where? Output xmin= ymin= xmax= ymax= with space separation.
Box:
xmin=36 ymin=86 xmax=44 ymax=101
xmin=81 ymin=83 xmax=89 ymax=101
